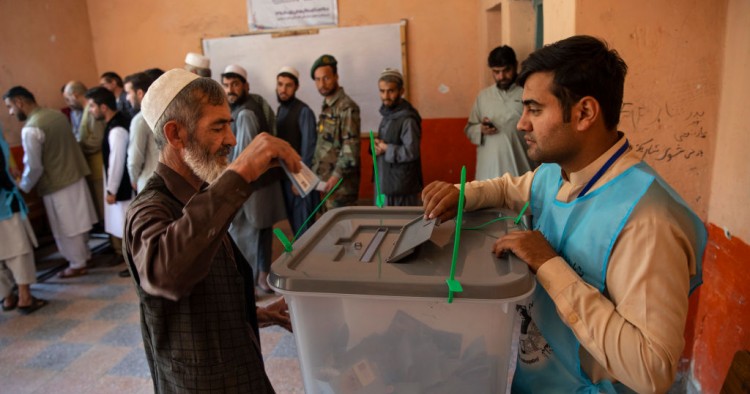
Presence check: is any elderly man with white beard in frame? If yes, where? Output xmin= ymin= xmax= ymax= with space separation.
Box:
xmin=123 ymin=69 xmax=300 ymax=393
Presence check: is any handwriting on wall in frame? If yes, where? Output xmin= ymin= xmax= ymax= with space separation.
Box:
xmin=621 ymin=102 xmax=707 ymax=162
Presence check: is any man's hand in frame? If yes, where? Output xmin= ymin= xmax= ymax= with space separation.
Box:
xmin=257 ymin=297 xmax=292 ymax=332
xmin=228 ymin=133 xmax=301 ymax=183
xmin=374 ymin=139 xmax=387 ymax=156
xmin=481 ymin=117 xmax=498 ymax=135
xmin=106 ymin=193 xmax=116 ymax=205
xmin=492 ymin=230 xmax=558 ymax=273
xmin=323 ymin=174 xmax=340 ymax=193
xmin=422 ymin=181 xmax=460 ymax=221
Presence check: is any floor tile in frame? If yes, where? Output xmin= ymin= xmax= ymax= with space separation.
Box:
xmin=270 ymin=331 xmax=299 ymax=358
xmin=100 ymin=323 xmax=143 ymax=347
xmin=61 ymin=319 xmax=119 ymax=343
xmin=0 ymin=339 xmax=49 ymax=366
xmin=64 ymin=344 xmax=130 ymax=376
xmin=0 ymin=364 xmax=57 ymax=394
xmin=55 ymin=298 xmax=110 ymax=320
xmin=108 ymin=347 xmax=152 ymax=378
xmin=93 ymin=302 xmax=139 ymax=321
xmin=0 ymin=314 xmax=47 ymax=338
xmin=25 ymin=318 xmax=81 ymax=341
xmin=25 ymin=342 xmax=92 ymax=371
xmin=265 ymin=357 xmax=304 ymax=393
xmin=86 ymin=375 xmax=153 ymax=394
xmin=85 ymin=284 xmax=129 ymax=300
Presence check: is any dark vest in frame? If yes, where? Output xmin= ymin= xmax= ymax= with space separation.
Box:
xmin=124 ymin=174 xmax=274 ymax=394
xmin=240 ymin=95 xmax=270 ymax=135
xmin=102 ymin=111 xmax=134 ymax=201
xmin=276 ymin=98 xmax=305 ymax=153
xmin=379 ymin=109 xmax=423 ymax=195
xmin=234 ymin=97 xmax=282 ymax=188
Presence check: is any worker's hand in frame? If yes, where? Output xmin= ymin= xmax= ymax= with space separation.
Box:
xmin=492 ymin=230 xmax=558 ymax=273
xmin=106 ymin=193 xmax=116 ymax=205
xmin=323 ymin=174 xmax=340 ymax=193
xmin=422 ymin=181 xmax=459 ymax=222
xmin=257 ymin=297 xmax=292 ymax=332
xmin=228 ymin=133 xmax=301 ymax=183
xmin=374 ymin=139 xmax=387 ymax=156
xmin=481 ymin=117 xmax=498 ymax=135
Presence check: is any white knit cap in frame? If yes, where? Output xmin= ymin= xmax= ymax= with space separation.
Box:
xmin=277 ymin=66 xmax=300 ymax=80
xmin=184 ymin=52 xmax=210 ymax=69
xmin=222 ymin=64 xmax=248 ymax=81
xmin=141 ymin=69 xmax=200 ymax=131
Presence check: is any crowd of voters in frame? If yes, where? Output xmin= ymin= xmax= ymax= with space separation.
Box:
xmin=1 ymin=35 xmax=707 ymax=393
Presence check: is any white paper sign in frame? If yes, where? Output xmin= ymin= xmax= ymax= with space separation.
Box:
xmin=248 ymin=0 xmax=338 ymax=30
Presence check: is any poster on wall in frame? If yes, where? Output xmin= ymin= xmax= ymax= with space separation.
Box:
xmin=247 ymin=0 xmax=338 ymax=30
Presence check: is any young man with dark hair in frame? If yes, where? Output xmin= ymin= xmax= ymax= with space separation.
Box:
xmin=275 ymin=66 xmax=319 ymax=236
xmin=423 ymin=35 xmax=706 ymax=393
xmin=373 ymin=68 xmax=423 ymax=206
xmin=86 ymin=87 xmax=133 ymax=268
xmin=311 ymin=54 xmax=361 ymax=209
xmin=100 ymin=71 xmax=134 ymax=117
xmin=124 ymin=72 xmax=158 ymax=193
xmin=220 ymin=64 xmax=285 ymax=294
xmin=4 ymin=86 xmax=96 ymax=278
xmin=465 ymin=45 xmax=535 ymax=180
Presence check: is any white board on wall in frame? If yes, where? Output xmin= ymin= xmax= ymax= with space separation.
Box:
xmin=203 ymin=22 xmax=405 ymax=134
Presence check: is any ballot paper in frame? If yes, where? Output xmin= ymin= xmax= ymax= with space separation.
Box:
xmin=280 ymin=160 xmax=324 ymax=197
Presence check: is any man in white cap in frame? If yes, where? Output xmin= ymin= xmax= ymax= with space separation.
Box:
xmin=184 ymin=52 xmax=211 ymax=77
xmin=123 ymin=68 xmax=300 ymax=393
xmin=221 ymin=64 xmax=277 ymax=134
xmin=275 ymin=66 xmax=318 ymax=235
xmin=221 ymin=64 xmax=285 ymax=294
xmin=373 ymin=68 xmax=423 ymax=206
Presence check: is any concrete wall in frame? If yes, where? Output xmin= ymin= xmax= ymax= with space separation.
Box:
xmin=0 ymin=0 xmax=98 ymax=146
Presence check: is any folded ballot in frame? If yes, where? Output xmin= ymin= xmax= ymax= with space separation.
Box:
xmin=280 ymin=160 xmax=324 ymax=197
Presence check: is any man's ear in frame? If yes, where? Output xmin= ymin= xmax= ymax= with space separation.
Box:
xmin=163 ymin=121 xmax=186 ymax=149
xmin=573 ymin=96 xmax=600 ymax=131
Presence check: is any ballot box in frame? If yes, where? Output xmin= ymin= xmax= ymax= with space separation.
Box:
xmin=269 ymin=206 xmax=535 ymax=394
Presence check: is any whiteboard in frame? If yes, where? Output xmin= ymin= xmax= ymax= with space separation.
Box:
xmin=203 ymin=22 xmax=405 ymax=134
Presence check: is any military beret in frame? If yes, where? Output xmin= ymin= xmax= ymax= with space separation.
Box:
xmin=310 ymin=54 xmax=337 ymax=79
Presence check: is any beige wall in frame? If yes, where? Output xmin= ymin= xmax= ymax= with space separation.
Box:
xmin=572 ymin=0 xmax=727 ymax=218
xmin=708 ymin=0 xmax=750 ymax=241
xmin=479 ymin=0 xmax=536 ymax=87
xmin=0 ymin=0 xmax=98 ymax=146
xmin=85 ymin=0 xmax=249 ymax=78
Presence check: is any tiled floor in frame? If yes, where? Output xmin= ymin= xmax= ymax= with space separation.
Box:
xmin=0 ymin=229 xmax=304 ymax=394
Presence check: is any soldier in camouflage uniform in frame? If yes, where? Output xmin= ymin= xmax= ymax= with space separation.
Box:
xmin=311 ymin=54 xmax=361 ymax=209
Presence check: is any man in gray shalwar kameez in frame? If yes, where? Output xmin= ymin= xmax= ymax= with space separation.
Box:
xmin=465 ymin=45 xmax=536 ymax=181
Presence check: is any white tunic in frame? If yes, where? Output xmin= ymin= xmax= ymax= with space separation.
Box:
xmin=104 ymin=126 xmax=131 ymax=238
xmin=464 ymin=84 xmax=534 ymax=181
xmin=20 ymin=126 xmax=97 ymax=238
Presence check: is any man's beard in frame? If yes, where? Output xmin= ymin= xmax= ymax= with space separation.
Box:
xmin=496 ymin=74 xmax=517 ymax=90
xmin=183 ymin=137 xmax=232 ymax=183
xmin=16 ymin=112 xmax=27 ymax=122
xmin=277 ymin=92 xmax=295 ymax=104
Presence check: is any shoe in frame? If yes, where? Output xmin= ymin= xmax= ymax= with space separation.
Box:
xmin=2 ymin=295 xmax=17 ymax=311
xmin=118 ymin=269 xmax=131 ymax=278
xmin=57 ymin=267 xmax=87 ymax=279
xmin=17 ymin=297 xmax=48 ymax=315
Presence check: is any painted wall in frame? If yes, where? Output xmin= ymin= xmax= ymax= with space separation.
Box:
xmin=0 ymin=0 xmax=98 ymax=146
xmin=688 ymin=0 xmax=750 ymax=392
xmin=572 ymin=0 xmax=724 ymax=219
xmin=708 ymin=0 xmax=750 ymax=242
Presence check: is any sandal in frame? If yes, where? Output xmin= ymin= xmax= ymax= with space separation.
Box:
xmin=17 ymin=297 xmax=48 ymax=315
xmin=57 ymin=267 xmax=88 ymax=279
xmin=2 ymin=295 xmax=17 ymax=312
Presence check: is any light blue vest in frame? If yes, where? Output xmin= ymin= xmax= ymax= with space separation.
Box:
xmin=512 ymin=162 xmax=706 ymax=394
xmin=1 ymin=135 xmax=28 ymax=221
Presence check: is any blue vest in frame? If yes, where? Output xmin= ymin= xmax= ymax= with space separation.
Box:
xmin=1 ymin=136 xmax=28 ymax=221
xmin=512 ymin=162 xmax=706 ymax=393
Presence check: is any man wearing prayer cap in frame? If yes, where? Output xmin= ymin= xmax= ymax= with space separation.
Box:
xmin=275 ymin=66 xmax=319 ymax=236
xmin=310 ymin=54 xmax=361 ymax=209
xmin=123 ymin=68 xmax=300 ymax=393
xmin=184 ymin=52 xmax=211 ymax=77
xmin=220 ymin=64 xmax=285 ymax=295
xmin=373 ymin=68 xmax=423 ymax=206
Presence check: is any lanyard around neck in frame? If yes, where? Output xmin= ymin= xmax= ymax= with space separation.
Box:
xmin=576 ymin=140 xmax=630 ymax=198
